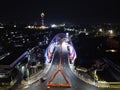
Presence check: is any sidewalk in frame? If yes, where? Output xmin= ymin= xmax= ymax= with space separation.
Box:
xmin=21 ymin=51 xmax=55 ymax=89
xmin=69 ymin=63 xmax=110 ymax=88
xmin=17 ymin=62 xmax=52 ymax=89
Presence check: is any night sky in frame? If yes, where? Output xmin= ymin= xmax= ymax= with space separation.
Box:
xmin=0 ymin=0 xmax=120 ymax=24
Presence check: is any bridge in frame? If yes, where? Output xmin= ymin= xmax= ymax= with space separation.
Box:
xmin=45 ymin=33 xmax=76 ymax=64
xmin=20 ymin=33 xmax=120 ymax=90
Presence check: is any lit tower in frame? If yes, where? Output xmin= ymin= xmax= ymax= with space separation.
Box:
xmin=41 ymin=12 xmax=45 ymax=27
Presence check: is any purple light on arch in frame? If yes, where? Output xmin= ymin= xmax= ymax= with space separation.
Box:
xmin=45 ymin=33 xmax=76 ymax=64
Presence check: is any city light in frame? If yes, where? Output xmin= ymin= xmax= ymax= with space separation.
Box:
xmin=14 ymin=25 xmax=16 ymax=28
xmin=99 ymin=28 xmax=103 ymax=32
xmin=108 ymin=30 xmax=113 ymax=34
xmin=51 ymin=24 xmax=57 ymax=28
xmin=66 ymin=33 xmax=69 ymax=37
xmin=0 ymin=0 xmax=120 ymax=89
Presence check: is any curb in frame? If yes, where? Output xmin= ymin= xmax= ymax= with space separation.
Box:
xmin=69 ymin=61 xmax=110 ymax=88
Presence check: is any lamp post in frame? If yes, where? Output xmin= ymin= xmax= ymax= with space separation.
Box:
xmin=26 ymin=68 xmax=30 ymax=87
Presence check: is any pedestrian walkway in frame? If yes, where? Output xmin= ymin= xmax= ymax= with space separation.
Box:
xmin=69 ymin=63 xmax=110 ymax=88
xmin=19 ymin=62 xmax=52 ymax=89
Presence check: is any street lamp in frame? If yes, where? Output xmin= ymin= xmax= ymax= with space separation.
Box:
xmin=26 ymin=68 xmax=30 ymax=87
xmin=99 ymin=28 xmax=103 ymax=32
xmin=108 ymin=30 xmax=113 ymax=34
xmin=108 ymin=30 xmax=114 ymax=36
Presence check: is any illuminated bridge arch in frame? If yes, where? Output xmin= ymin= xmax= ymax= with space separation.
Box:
xmin=45 ymin=33 xmax=77 ymax=64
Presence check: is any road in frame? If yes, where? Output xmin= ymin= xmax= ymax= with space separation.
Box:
xmin=24 ymin=46 xmax=119 ymax=90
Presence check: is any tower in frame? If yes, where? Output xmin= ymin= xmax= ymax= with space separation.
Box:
xmin=41 ymin=12 xmax=45 ymax=26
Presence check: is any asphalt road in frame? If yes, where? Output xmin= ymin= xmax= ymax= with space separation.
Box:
xmin=24 ymin=46 xmax=120 ymax=90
